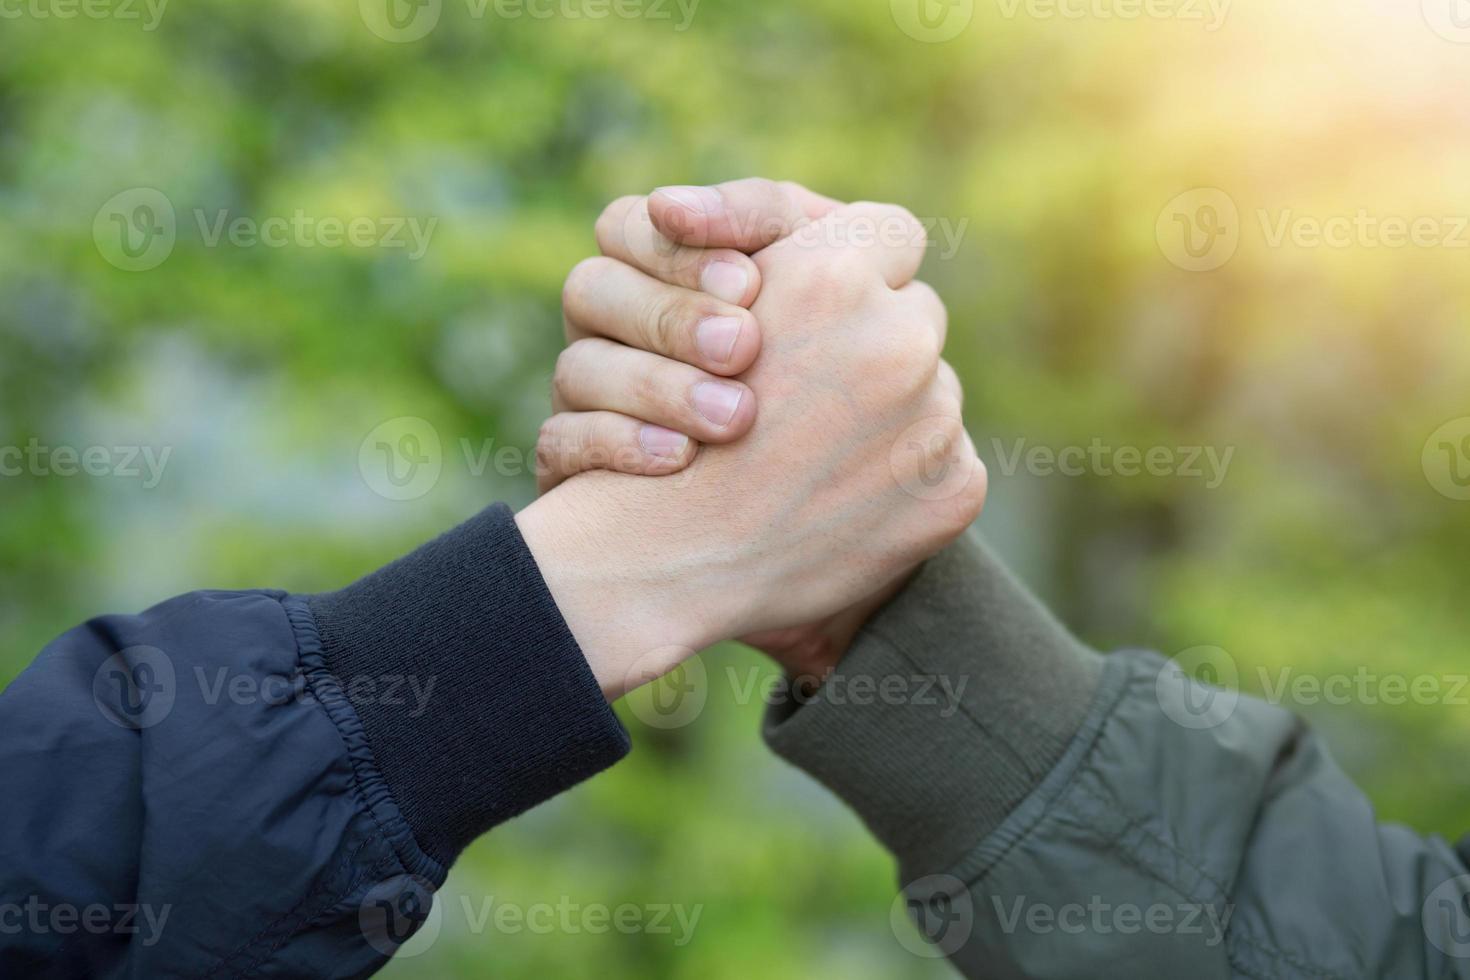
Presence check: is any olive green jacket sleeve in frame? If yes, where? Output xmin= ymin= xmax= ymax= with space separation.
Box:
xmin=764 ymin=529 xmax=1470 ymax=979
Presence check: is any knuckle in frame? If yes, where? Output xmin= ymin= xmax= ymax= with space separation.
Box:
xmin=629 ymin=361 xmax=669 ymax=416
xmin=890 ymin=206 xmax=927 ymax=248
xmin=551 ymin=340 xmax=591 ymax=404
xmin=645 ymin=436 xmax=697 ymax=473
xmin=749 ymin=176 xmax=782 ymax=198
xmin=594 ymin=196 xmax=644 ymax=252
xmin=947 ymin=457 xmax=989 ymax=528
xmin=732 ymin=175 xmax=783 ymax=210
xmin=648 ymin=363 xmax=699 ymax=422
xmin=937 ymin=357 xmax=961 ymax=392
xmin=916 ymin=443 xmax=985 ymax=536
xmin=641 ymin=288 xmax=690 ymax=355
xmin=852 ymin=201 xmax=926 ymax=247
xmin=806 ymin=249 xmax=875 ymax=303
xmin=535 ymin=416 xmax=570 ymax=473
xmin=907 ymin=278 xmax=942 ymax=310
xmin=752 ymin=177 xmax=794 ymax=227
xmin=536 ymin=415 xmax=561 ymax=450
xmin=906 ymin=321 xmax=942 ymax=372
xmin=562 ymin=256 xmax=606 ymax=313
xmin=918 ymin=384 xmax=961 ymax=426
xmin=776 ymin=179 xmax=807 ymax=200
xmin=965 ymin=457 xmax=989 ymax=510
xmin=587 ymin=415 xmax=629 ymax=469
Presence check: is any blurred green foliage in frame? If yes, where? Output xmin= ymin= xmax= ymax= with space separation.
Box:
xmin=2 ymin=1 xmax=1469 ymax=976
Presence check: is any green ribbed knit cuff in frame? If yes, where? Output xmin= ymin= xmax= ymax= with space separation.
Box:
xmin=762 ymin=528 xmax=1103 ymax=882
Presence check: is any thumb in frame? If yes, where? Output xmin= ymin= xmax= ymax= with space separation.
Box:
xmin=648 ymin=178 xmax=843 ymax=253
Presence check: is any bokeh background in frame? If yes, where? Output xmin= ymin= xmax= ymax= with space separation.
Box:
xmin=3 ymin=0 xmax=1470 ymax=976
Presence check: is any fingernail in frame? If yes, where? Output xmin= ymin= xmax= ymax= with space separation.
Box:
xmin=639 ymin=425 xmax=690 ymax=459
xmin=701 ymin=262 xmax=749 ymax=305
xmin=696 ymin=316 xmax=743 ymax=365
xmin=693 ymin=382 xmax=743 ymax=427
xmin=655 ymin=185 xmax=723 ymax=215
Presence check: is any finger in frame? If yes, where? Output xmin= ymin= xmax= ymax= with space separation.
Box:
xmin=834 ymin=202 xmax=930 ymax=289
xmin=936 ymin=359 xmax=963 ymax=407
xmin=553 ymin=338 xmax=757 ymax=442
xmin=536 ymin=411 xmax=697 ymax=494
xmin=562 ymin=256 xmax=762 ymax=376
xmin=648 ymin=178 xmax=820 ymax=253
xmin=777 ymin=180 xmax=845 ymax=222
xmin=595 ymin=196 xmax=762 ymax=307
xmin=897 ymin=279 xmax=948 ymax=349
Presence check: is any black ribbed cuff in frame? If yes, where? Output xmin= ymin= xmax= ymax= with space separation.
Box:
xmin=763 ymin=529 xmax=1103 ymax=882
xmin=305 ymin=503 xmax=630 ymax=869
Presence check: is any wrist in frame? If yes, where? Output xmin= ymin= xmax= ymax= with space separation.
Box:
xmin=516 ymin=478 xmax=722 ymax=699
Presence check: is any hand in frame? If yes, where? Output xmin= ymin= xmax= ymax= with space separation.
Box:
xmin=538 ymin=178 xmax=838 ymax=492
xmin=518 ymin=190 xmax=987 ymax=699
xmin=541 ymin=179 xmax=951 ymax=681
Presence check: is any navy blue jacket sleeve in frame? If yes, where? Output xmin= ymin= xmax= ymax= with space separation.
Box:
xmin=0 ymin=503 xmax=629 ymax=978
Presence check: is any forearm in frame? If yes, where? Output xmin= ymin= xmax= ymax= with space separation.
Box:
xmin=763 ymin=530 xmax=1470 ymax=978
xmin=1 ymin=503 xmax=628 ymax=975
xmin=762 ymin=528 xmax=1104 ymax=879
